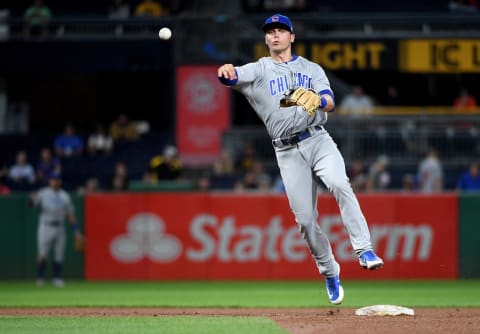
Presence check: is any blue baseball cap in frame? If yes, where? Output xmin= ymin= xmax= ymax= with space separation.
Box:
xmin=48 ymin=172 xmax=62 ymax=181
xmin=262 ymin=14 xmax=294 ymax=33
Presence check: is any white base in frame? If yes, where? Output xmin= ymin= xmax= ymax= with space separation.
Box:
xmin=355 ymin=305 xmax=414 ymax=316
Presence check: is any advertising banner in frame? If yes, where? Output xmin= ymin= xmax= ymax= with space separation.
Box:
xmin=399 ymin=39 xmax=480 ymax=73
xmin=176 ymin=66 xmax=230 ymax=165
xmin=244 ymin=38 xmax=480 ymax=73
xmin=85 ymin=193 xmax=458 ymax=280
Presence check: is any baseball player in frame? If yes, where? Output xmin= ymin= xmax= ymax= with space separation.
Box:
xmin=30 ymin=172 xmax=83 ymax=287
xmin=217 ymin=14 xmax=383 ymax=305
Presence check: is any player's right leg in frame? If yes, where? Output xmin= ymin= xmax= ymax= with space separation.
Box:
xmin=36 ymin=224 xmax=54 ymax=286
xmin=324 ymin=262 xmax=344 ymax=304
xmin=275 ymin=146 xmax=343 ymax=304
xmin=51 ymin=227 xmax=67 ymax=287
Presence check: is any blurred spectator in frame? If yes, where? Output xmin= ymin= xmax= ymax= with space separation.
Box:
xmin=108 ymin=0 xmax=130 ymax=19
xmin=54 ymin=123 xmax=84 ymax=158
xmin=417 ymin=149 xmax=443 ymax=193
xmin=234 ymin=172 xmax=272 ymax=193
xmin=449 ymin=0 xmax=478 ymax=12
xmin=233 ymin=179 xmax=246 ymax=192
xmin=109 ymin=114 xmax=139 ymax=142
xmin=78 ymin=177 xmax=100 ymax=194
xmin=402 ymin=173 xmax=416 ymax=192
xmin=147 ymin=145 xmax=183 ymax=182
xmin=348 ymin=159 xmax=368 ymax=192
xmin=235 ymin=142 xmax=257 ymax=174
xmin=340 ymin=85 xmax=374 ymax=115
xmin=7 ymin=150 xmax=36 ymax=190
xmin=0 ymin=165 xmax=10 ymax=195
xmin=366 ymin=155 xmax=391 ymax=191
xmin=4 ymin=101 xmax=30 ymax=134
xmin=169 ymin=0 xmax=188 ymax=14
xmin=212 ymin=148 xmax=234 ymax=176
xmin=242 ymin=0 xmax=262 ymax=12
xmin=134 ymin=0 xmax=166 ymax=17
xmin=87 ymin=124 xmax=114 ymax=155
xmin=251 ymin=160 xmax=269 ymax=181
xmin=36 ymin=147 xmax=61 ymax=186
xmin=23 ymin=0 xmax=52 ymax=39
xmin=195 ymin=173 xmax=212 ymax=192
xmin=453 ymin=88 xmax=477 ymax=111
xmin=0 ymin=9 xmax=10 ymax=42
xmin=457 ymin=162 xmax=480 ymax=192
xmin=234 ymin=160 xmax=271 ymax=192
xmin=240 ymin=171 xmax=259 ymax=190
xmin=257 ymin=173 xmax=272 ymax=192
xmin=263 ymin=0 xmax=307 ymax=11
xmin=111 ymin=161 xmax=129 ymax=191
xmin=382 ymin=86 xmax=402 ymax=106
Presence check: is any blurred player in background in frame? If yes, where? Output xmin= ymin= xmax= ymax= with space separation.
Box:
xmin=30 ymin=172 xmax=83 ymax=287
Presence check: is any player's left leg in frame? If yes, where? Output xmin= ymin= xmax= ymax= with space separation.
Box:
xmin=310 ymin=132 xmax=383 ymax=270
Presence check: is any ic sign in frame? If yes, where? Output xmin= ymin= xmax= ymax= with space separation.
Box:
xmin=400 ymin=39 xmax=480 ymax=73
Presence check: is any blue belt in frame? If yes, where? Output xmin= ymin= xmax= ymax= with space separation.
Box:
xmin=272 ymin=125 xmax=324 ymax=148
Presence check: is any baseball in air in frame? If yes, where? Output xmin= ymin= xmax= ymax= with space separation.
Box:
xmin=158 ymin=27 xmax=172 ymax=40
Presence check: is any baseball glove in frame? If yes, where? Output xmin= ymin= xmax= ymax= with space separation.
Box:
xmin=280 ymin=88 xmax=321 ymax=116
xmin=74 ymin=233 xmax=86 ymax=252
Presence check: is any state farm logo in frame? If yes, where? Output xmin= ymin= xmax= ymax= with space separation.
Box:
xmin=110 ymin=213 xmax=182 ymax=263
xmin=183 ymin=73 xmax=218 ymax=114
xmin=109 ymin=212 xmax=434 ymax=264
xmin=110 ymin=213 xmax=306 ymax=263
xmin=187 ymin=125 xmax=218 ymax=148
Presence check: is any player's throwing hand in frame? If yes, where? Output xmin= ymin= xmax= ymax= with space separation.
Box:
xmin=217 ymin=64 xmax=237 ymax=80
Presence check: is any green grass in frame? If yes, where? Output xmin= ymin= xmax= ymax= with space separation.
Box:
xmin=1 ymin=280 xmax=480 ymax=308
xmin=2 ymin=280 xmax=479 ymax=334
xmin=0 ymin=316 xmax=286 ymax=334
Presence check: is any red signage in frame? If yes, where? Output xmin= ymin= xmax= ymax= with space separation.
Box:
xmin=176 ymin=66 xmax=230 ymax=166
xmin=85 ymin=193 xmax=458 ymax=280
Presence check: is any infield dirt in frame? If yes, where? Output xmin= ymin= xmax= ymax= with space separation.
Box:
xmin=2 ymin=307 xmax=480 ymax=334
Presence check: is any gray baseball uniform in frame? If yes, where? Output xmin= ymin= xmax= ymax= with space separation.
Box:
xmin=220 ymin=56 xmax=373 ymax=277
xmin=33 ymin=187 xmax=74 ymax=262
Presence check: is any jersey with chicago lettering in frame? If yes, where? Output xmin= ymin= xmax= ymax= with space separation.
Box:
xmin=230 ymin=55 xmax=333 ymax=139
xmin=33 ymin=187 xmax=74 ymax=225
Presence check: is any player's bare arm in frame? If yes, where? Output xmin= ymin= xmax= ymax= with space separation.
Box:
xmin=321 ymin=94 xmax=335 ymax=112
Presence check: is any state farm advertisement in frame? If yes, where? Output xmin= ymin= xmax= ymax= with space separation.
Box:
xmin=85 ymin=193 xmax=458 ymax=280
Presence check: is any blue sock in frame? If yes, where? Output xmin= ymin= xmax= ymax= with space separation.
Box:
xmin=37 ymin=259 xmax=47 ymax=279
xmin=53 ymin=262 xmax=62 ymax=279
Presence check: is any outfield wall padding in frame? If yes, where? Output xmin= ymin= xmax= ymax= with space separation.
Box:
xmin=459 ymin=193 xmax=480 ymax=278
xmin=3 ymin=192 xmax=479 ymax=279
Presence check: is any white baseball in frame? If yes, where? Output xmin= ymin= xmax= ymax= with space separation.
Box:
xmin=158 ymin=27 xmax=172 ymax=40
